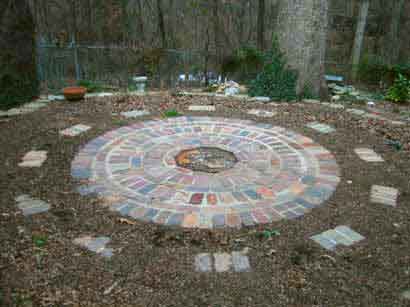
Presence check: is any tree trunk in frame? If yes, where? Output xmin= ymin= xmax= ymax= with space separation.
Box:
xmin=0 ymin=0 xmax=38 ymax=109
xmin=257 ymin=0 xmax=265 ymax=50
xmin=351 ymin=0 xmax=370 ymax=80
xmin=156 ymin=0 xmax=166 ymax=48
xmin=277 ymin=0 xmax=329 ymax=97
xmin=386 ymin=0 xmax=405 ymax=65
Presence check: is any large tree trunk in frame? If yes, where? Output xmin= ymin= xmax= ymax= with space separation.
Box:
xmin=351 ymin=0 xmax=370 ymax=80
xmin=277 ymin=0 xmax=329 ymax=98
xmin=0 ymin=0 xmax=38 ymax=109
xmin=156 ymin=0 xmax=166 ymax=48
xmin=386 ymin=0 xmax=405 ymax=65
xmin=257 ymin=0 xmax=265 ymax=50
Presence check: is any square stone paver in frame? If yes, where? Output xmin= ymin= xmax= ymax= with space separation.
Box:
xmin=231 ymin=251 xmax=251 ymax=272
xmin=354 ymin=148 xmax=384 ymax=162
xmin=121 ymin=110 xmax=150 ymax=118
xmin=214 ymin=253 xmax=232 ymax=272
xmin=346 ymin=108 xmax=366 ymax=116
xmin=188 ymin=105 xmax=216 ymax=112
xmin=15 ymin=195 xmax=50 ymax=216
xmin=371 ymin=185 xmax=399 ymax=207
xmin=60 ymin=124 xmax=92 ymax=137
xmin=195 ymin=252 xmax=251 ymax=273
xmin=194 ymin=253 xmax=213 ymax=272
xmin=73 ymin=236 xmax=113 ymax=258
xmin=19 ymin=151 xmax=48 ymax=167
xmin=306 ymin=122 xmax=335 ymax=134
xmin=311 ymin=226 xmax=365 ymax=251
xmin=247 ymin=109 xmax=276 ymax=118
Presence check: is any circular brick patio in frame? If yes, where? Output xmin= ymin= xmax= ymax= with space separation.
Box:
xmin=72 ymin=117 xmax=340 ymax=228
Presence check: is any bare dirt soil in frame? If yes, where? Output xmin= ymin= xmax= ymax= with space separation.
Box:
xmin=1 ymin=94 xmax=409 ymax=306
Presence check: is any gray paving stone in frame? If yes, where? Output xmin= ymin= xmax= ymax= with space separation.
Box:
xmin=334 ymin=226 xmax=366 ymax=243
xmin=18 ymin=151 xmax=47 ymax=167
xmin=194 ymin=253 xmax=213 ymax=272
xmin=311 ymin=226 xmax=365 ymax=251
xmin=371 ymin=185 xmax=399 ymax=207
xmin=60 ymin=124 xmax=92 ymax=137
xmin=15 ymin=195 xmax=50 ymax=216
xmin=247 ymin=109 xmax=276 ymax=118
xmin=121 ymin=110 xmax=150 ymax=118
xmin=188 ymin=105 xmax=216 ymax=112
xmin=306 ymin=122 xmax=335 ymax=134
xmin=213 ymin=253 xmax=232 ymax=272
xmin=354 ymin=148 xmax=384 ymax=162
xmin=346 ymin=108 xmax=366 ymax=116
xmin=231 ymin=252 xmax=251 ymax=272
xmin=73 ymin=236 xmax=113 ymax=258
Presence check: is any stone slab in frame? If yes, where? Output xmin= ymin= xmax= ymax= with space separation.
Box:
xmin=15 ymin=195 xmax=50 ymax=216
xmin=19 ymin=151 xmax=47 ymax=167
xmin=194 ymin=253 xmax=213 ymax=272
xmin=311 ymin=226 xmax=365 ymax=251
xmin=188 ymin=105 xmax=216 ymax=112
xmin=354 ymin=148 xmax=384 ymax=162
xmin=121 ymin=110 xmax=150 ymax=118
xmin=60 ymin=124 xmax=92 ymax=137
xmin=306 ymin=122 xmax=335 ymax=134
xmin=73 ymin=236 xmax=113 ymax=258
xmin=371 ymin=185 xmax=399 ymax=207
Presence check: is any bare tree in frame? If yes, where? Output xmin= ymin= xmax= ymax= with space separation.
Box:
xmin=351 ymin=0 xmax=370 ymax=80
xmin=257 ymin=0 xmax=265 ymax=50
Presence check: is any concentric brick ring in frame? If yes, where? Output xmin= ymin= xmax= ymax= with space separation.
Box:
xmin=72 ymin=117 xmax=340 ymax=229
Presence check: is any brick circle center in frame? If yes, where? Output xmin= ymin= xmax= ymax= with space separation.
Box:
xmin=71 ymin=117 xmax=340 ymax=229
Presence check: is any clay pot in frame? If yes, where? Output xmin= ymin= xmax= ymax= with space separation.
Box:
xmin=63 ymin=86 xmax=87 ymax=101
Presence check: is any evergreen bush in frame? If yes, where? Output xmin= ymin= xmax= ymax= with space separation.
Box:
xmin=248 ymin=38 xmax=297 ymax=102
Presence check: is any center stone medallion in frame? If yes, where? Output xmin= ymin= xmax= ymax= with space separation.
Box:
xmin=72 ymin=117 xmax=340 ymax=229
xmin=175 ymin=147 xmax=238 ymax=173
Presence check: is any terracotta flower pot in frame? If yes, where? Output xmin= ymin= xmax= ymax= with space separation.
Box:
xmin=63 ymin=86 xmax=87 ymax=101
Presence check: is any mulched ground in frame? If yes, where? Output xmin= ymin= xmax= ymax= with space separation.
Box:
xmin=1 ymin=93 xmax=410 ymax=306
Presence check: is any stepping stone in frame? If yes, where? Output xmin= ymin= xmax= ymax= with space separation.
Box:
xmin=247 ymin=109 xmax=276 ymax=118
xmin=311 ymin=226 xmax=365 ymax=251
xmin=346 ymin=108 xmax=366 ymax=116
xmin=303 ymin=99 xmax=320 ymax=104
xmin=250 ymin=96 xmax=271 ymax=103
xmin=195 ymin=252 xmax=251 ymax=273
xmin=73 ymin=236 xmax=113 ymax=258
xmin=194 ymin=253 xmax=213 ymax=272
xmin=354 ymin=148 xmax=384 ymax=162
xmin=15 ymin=195 xmax=50 ymax=216
xmin=85 ymin=92 xmax=114 ymax=98
xmin=231 ymin=251 xmax=251 ymax=272
xmin=188 ymin=105 xmax=216 ymax=112
xmin=328 ymin=103 xmax=345 ymax=109
xmin=47 ymin=95 xmax=65 ymax=101
xmin=18 ymin=151 xmax=47 ymax=167
xmin=371 ymin=185 xmax=399 ymax=207
xmin=213 ymin=253 xmax=233 ymax=272
xmin=390 ymin=120 xmax=405 ymax=126
xmin=306 ymin=122 xmax=335 ymax=134
xmin=121 ymin=110 xmax=150 ymax=118
xmin=60 ymin=124 xmax=92 ymax=137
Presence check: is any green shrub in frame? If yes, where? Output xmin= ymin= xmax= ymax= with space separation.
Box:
xmin=0 ymin=73 xmax=39 ymax=110
xmin=222 ymin=46 xmax=264 ymax=81
xmin=248 ymin=38 xmax=297 ymax=102
xmin=164 ymin=109 xmax=181 ymax=117
xmin=386 ymin=73 xmax=410 ymax=103
xmin=357 ymin=55 xmax=410 ymax=85
xmin=77 ymin=80 xmax=103 ymax=93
